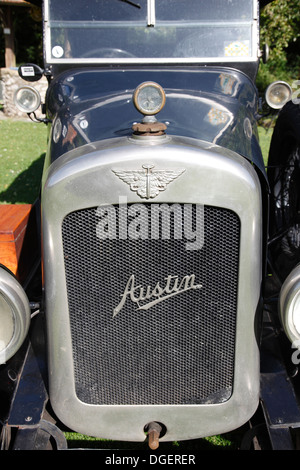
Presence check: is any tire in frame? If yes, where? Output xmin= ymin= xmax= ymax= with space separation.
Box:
xmin=268 ymin=101 xmax=300 ymax=283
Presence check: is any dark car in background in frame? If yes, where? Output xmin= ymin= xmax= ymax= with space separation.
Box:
xmin=1 ymin=0 xmax=300 ymax=451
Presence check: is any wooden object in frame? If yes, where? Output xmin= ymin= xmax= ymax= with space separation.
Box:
xmin=0 ymin=204 xmax=34 ymax=281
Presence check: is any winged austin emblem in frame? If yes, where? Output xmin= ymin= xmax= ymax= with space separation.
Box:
xmin=112 ymin=164 xmax=185 ymax=199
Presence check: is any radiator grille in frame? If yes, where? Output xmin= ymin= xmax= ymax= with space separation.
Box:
xmin=62 ymin=204 xmax=240 ymax=405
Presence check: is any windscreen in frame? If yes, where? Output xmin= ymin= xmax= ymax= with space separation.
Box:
xmin=46 ymin=0 xmax=256 ymax=63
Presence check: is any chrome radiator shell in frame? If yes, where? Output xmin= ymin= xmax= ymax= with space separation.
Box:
xmin=42 ymin=135 xmax=262 ymax=442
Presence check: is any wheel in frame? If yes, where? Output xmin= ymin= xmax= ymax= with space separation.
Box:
xmin=268 ymin=101 xmax=300 ymax=282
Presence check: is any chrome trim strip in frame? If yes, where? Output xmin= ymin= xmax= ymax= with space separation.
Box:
xmin=45 ymin=56 xmax=258 ymax=65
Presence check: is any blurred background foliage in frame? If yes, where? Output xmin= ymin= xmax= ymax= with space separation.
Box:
xmin=256 ymin=0 xmax=300 ymax=91
xmin=0 ymin=4 xmax=43 ymax=68
xmin=0 ymin=0 xmax=299 ymax=91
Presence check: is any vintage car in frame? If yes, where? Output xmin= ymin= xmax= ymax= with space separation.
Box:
xmin=1 ymin=0 xmax=300 ymax=451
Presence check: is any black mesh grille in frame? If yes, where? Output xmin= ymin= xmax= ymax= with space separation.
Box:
xmin=62 ymin=204 xmax=240 ymax=405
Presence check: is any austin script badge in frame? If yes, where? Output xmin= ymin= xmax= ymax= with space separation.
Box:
xmin=113 ymin=274 xmax=202 ymax=317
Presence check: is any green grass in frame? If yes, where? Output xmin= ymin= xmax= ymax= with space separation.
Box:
xmin=0 ymin=118 xmax=47 ymax=204
xmin=258 ymin=122 xmax=274 ymax=166
xmin=64 ymin=431 xmax=238 ymax=450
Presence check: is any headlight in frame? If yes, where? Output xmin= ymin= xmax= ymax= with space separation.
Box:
xmin=133 ymin=82 xmax=166 ymax=116
xmin=14 ymin=86 xmax=41 ymax=114
xmin=265 ymin=81 xmax=292 ymax=109
xmin=0 ymin=267 xmax=31 ymax=364
xmin=279 ymin=265 xmax=300 ymax=346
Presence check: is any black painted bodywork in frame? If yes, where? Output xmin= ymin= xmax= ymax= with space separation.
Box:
xmin=46 ymin=66 xmax=266 ymax=181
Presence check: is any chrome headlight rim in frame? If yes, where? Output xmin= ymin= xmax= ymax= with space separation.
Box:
xmin=13 ymin=85 xmax=41 ymax=114
xmin=265 ymin=80 xmax=292 ymax=110
xmin=0 ymin=266 xmax=31 ymax=364
xmin=279 ymin=265 xmax=300 ymax=345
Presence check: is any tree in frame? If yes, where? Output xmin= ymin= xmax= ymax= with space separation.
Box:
xmin=0 ymin=5 xmax=43 ymax=68
xmin=257 ymin=0 xmax=300 ymax=91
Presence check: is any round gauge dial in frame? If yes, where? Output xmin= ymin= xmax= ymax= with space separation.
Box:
xmin=133 ymin=82 xmax=166 ymax=115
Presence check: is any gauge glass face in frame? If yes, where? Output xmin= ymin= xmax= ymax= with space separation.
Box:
xmin=134 ymin=83 xmax=165 ymax=115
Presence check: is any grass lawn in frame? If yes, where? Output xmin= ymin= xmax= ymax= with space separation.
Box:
xmin=64 ymin=431 xmax=237 ymax=450
xmin=0 ymin=117 xmax=273 ymax=449
xmin=258 ymin=124 xmax=273 ymax=166
xmin=0 ymin=118 xmax=48 ymax=204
